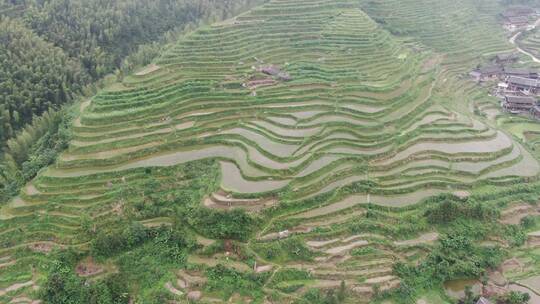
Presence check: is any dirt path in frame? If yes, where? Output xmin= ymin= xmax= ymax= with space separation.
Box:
xmin=165 ymin=282 xmax=183 ymax=296
xmin=245 ymin=215 xmax=287 ymax=291
xmin=73 ymin=100 xmax=91 ymax=127
xmin=510 ymin=18 xmax=540 ymax=63
xmin=394 ymin=232 xmax=439 ymax=246
xmin=135 ymin=64 xmax=160 ymax=76
xmin=501 ymin=204 xmax=539 ymax=225
xmin=0 ymin=280 xmax=34 ymax=297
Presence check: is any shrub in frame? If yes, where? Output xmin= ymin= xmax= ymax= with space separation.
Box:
xmin=205 ymin=264 xmax=265 ymax=300
xmin=520 ymin=215 xmax=536 ymax=228
xmin=425 ymin=198 xmax=498 ymax=224
xmin=254 ymin=238 xmax=314 ymax=262
xmin=184 ymin=207 xmax=258 ymax=241
xmin=271 ymin=268 xmax=311 ymax=284
xmin=497 ymin=291 xmax=530 ymax=304
xmin=40 ymin=255 xmax=129 ymax=304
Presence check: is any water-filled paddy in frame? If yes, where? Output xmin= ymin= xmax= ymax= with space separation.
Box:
xmin=220 ymin=161 xmax=289 ymax=193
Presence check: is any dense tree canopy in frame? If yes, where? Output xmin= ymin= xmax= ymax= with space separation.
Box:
xmin=0 ymin=0 xmax=262 ymax=144
xmin=21 ymin=0 xmax=248 ymax=79
xmin=0 ymin=17 xmax=87 ymax=141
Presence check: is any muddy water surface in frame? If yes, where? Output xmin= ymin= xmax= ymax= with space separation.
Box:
xmin=443 ymin=279 xmax=481 ymax=299
xmin=220 ymin=161 xmax=288 ymax=193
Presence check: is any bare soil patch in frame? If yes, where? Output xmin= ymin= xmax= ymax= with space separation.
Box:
xmin=255 ymin=265 xmax=273 ymax=273
xmin=165 ymin=282 xmax=183 ymax=296
xmin=135 ymin=64 xmax=160 ymax=76
xmin=394 ymin=232 xmax=439 ymax=246
xmin=0 ymin=281 xmax=34 ymax=297
xmin=28 ymin=242 xmax=55 ymax=253
xmin=203 ymin=189 xmax=277 ymax=212
xmin=245 ymin=78 xmax=277 ymax=89
xmin=500 ymin=204 xmax=539 ymax=225
xmin=528 ymin=232 xmax=540 ymax=247
xmin=177 ymin=270 xmax=207 ymax=288
xmin=501 ymin=257 xmax=524 ymax=273
xmin=188 ymin=290 xmax=202 ymax=301
xmin=76 ymin=257 xmax=104 ymax=277
xmin=9 ymin=296 xmax=42 ymax=304
xmin=325 ymin=240 xmax=369 ymax=255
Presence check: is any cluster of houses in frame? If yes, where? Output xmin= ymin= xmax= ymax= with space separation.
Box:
xmin=469 ymin=52 xmax=540 ymax=119
xmin=501 ymin=6 xmax=537 ymax=31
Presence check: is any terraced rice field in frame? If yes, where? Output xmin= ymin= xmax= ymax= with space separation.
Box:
xmin=359 ymin=0 xmax=511 ymax=66
xmin=1 ymin=0 xmax=540 ymax=303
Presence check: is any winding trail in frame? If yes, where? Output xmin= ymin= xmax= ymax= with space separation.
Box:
xmin=510 ymin=18 xmax=540 ymax=63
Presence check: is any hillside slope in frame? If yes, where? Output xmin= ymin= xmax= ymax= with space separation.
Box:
xmin=1 ymin=0 xmax=540 ymax=303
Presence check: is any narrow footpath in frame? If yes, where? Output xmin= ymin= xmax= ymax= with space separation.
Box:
xmin=509 ymin=18 xmax=540 ymax=63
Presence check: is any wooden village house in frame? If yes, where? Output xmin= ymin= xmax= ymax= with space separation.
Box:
xmin=531 ymin=105 xmax=540 ymax=119
xmin=501 ymin=7 xmax=534 ymax=29
xmin=502 ymin=6 xmax=534 ymax=20
xmin=469 ymin=66 xmax=502 ymax=82
xmin=502 ymin=95 xmax=537 ymax=113
xmin=506 ymin=76 xmax=540 ymax=94
xmin=504 ymin=67 xmax=539 ymax=79
xmin=493 ymin=53 xmax=519 ymax=65
xmin=505 ymin=16 xmax=529 ymax=27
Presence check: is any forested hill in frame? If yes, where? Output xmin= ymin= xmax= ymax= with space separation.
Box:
xmin=0 ymin=0 xmax=263 ymax=143
xmin=0 ymin=17 xmax=87 ymax=141
xmin=20 ymin=0 xmax=252 ymax=80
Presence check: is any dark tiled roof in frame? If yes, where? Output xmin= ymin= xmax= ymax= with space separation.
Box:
xmin=507 ymin=76 xmax=540 ymax=88
xmin=504 ymin=67 xmax=538 ymax=76
xmin=496 ymin=53 xmax=518 ymax=61
xmin=507 ymin=16 xmax=529 ymax=24
xmin=502 ymin=7 xmax=534 ymax=18
xmin=479 ymin=65 xmax=502 ymax=75
xmin=505 ymin=95 xmax=536 ymax=105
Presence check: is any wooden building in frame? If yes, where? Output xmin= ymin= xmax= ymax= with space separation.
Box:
xmin=506 ymin=76 xmax=540 ymax=94
xmin=504 ymin=67 xmax=539 ymax=79
xmin=531 ymin=105 xmax=540 ymax=119
xmin=470 ymin=66 xmax=502 ymax=82
xmin=505 ymin=16 xmax=529 ymax=27
xmin=493 ymin=53 xmax=519 ymax=64
xmin=502 ymin=6 xmax=534 ymax=20
xmin=502 ymin=95 xmax=537 ymax=113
